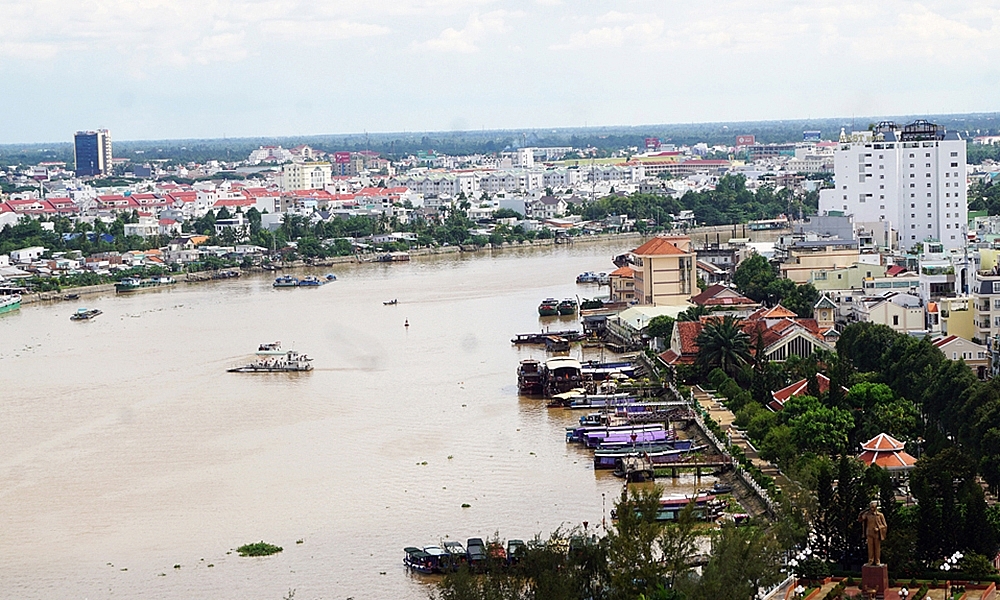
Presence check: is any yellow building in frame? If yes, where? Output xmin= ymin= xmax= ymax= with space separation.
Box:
xmin=940 ymin=296 xmax=975 ymax=341
xmin=281 ymin=161 xmax=332 ymax=192
xmin=631 ymin=236 xmax=697 ymax=306
xmin=778 ymin=240 xmax=861 ymax=284
xmin=609 ymin=265 xmax=636 ymax=303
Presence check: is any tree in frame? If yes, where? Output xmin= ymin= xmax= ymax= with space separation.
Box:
xmin=695 ymin=315 xmax=751 ymax=377
xmin=692 ymin=524 xmax=783 ymax=600
xmin=733 ymin=254 xmax=776 ymax=303
xmin=646 ymin=315 xmax=675 ymax=342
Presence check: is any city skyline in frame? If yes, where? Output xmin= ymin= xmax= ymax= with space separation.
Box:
xmin=2 ymin=1 xmax=1000 ymax=143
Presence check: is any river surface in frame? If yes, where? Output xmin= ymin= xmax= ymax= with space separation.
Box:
xmin=0 ymin=239 xmax=713 ymax=600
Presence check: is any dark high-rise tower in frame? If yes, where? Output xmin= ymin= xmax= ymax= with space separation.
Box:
xmin=74 ymin=129 xmax=112 ymax=177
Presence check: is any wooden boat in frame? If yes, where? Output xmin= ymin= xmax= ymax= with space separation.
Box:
xmin=614 ymin=453 xmax=655 ymax=482
xmin=584 ymin=429 xmax=671 ymax=449
xmin=70 ymin=307 xmax=102 ymax=321
xmin=63 ymin=293 xmax=80 ymax=301
xmin=466 ymin=538 xmax=487 ymax=570
xmin=441 ymin=541 xmax=467 ymax=571
xmin=517 ymin=359 xmax=544 ymax=395
xmin=537 ymin=298 xmax=559 ymax=317
xmin=228 ymin=350 xmax=313 ymax=372
xmin=383 ymin=299 xmax=398 ymax=305
xmin=507 ymin=540 xmax=526 ymax=565
xmin=511 ymin=330 xmax=582 ymax=344
xmin=557 ymin=299 xmax=578 ymax=315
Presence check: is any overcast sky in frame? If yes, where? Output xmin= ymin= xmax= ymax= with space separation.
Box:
xmin=1 ymin=0 xmax=998 ymax=143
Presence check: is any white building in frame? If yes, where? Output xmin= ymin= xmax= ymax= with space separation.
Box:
xmin=10 ymin=246 xmax=45 ymax=263
xmin=818 ymin=120 xmax=967 ymax=251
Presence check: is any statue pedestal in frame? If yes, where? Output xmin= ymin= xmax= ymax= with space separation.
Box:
xmin=861 ymin=564 xmax=889 ymax=599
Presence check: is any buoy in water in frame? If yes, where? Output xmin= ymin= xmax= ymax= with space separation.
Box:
xmin=404 ymin=319 xmax=409 ymax=328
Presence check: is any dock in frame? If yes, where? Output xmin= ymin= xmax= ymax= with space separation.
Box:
xmin=511 ymin=330 xmax=582 ymax=344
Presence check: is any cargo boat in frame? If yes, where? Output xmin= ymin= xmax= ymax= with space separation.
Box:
xmin=537 ymin=298 xmax=558 ymax=316
xmin=517 ymin=359 xmax=544 ymax=395
xmin=273 ymin=275 xmax=299 ymax=287
xmin=557 ymin=298 xmax=578 ymax=315
xmin=70 ymin=307 xmax=102 ymax=321
xmin=0 ymin=294 xmax=21 ymax=315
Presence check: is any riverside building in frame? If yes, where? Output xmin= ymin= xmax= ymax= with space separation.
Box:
xmin=818 ymin=120 xmax=967 ymax=251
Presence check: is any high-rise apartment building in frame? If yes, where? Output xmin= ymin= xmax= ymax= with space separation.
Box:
xmin=74 ymin=129 xmax=113 ymax=177
xmin=818 ymin=120 xmax=967 ymax=251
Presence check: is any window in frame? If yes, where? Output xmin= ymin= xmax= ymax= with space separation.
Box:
xmin=993 ymin=298 xmax=1000 ymax=309
xmin=926 ymin=163 xmax=931 ymax=167
xmin=911 ymin=224 xmax=916 ymax=229
xmin=911 ymin=235 xmax=916 ymax=240
xmin=926 ymin=153 xmax=931 ymax=157
xmin=910 ymin=174 xmax=915 ymax=178
xmin=911 ymin=204 xmax=915 ymax=208
xmin=928 ymin=224 xmax=933 ymax=229
xmin=953 ymin=352 xmax=958 ymax=359
xmin=992 ymin=282 xmax=1000 ymax=293
xmin=911 ymin=213 xmax=916 ymax=218
xmin=928 ymin=213 xmax=932 ymax=218
xmin=994 ymin=315 xmax=1000 ymax=327
xmin=893 ymin=315 xmax=899 ymax=326
xmin=910 ymin=184 xmax=915 ymax=188
xmin=951 ymin=151 xmax=958 ymax=157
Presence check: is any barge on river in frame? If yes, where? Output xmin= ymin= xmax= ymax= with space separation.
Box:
xmin=228 ymin=350 xmax=313 ymax=372
xmin=115 ymin=276 xmax=176 ymax=293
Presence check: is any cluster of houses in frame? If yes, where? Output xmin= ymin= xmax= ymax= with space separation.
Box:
xmin=594 ymin=220 xmax=1000 ymax=383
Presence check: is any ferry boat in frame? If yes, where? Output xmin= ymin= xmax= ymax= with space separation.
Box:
xmin=0 ymin=294 xmax=21 ymax=315
xmin=557 ymin=298 xmax=578 ymax=315
xmin=517 ymin=359 xmax=544 ymax=395
xmin=538 ymin=298 xmax=558 ymax=316
xmin=115 ymin=276 xmax=176 ymax=293
xmin=273 ymin=275 xmax=299 ymax=288
xmin=70 ymin=307 xmax=102 ymax=321
xmin=541 ymin=356 xmax=582 ymax=396
xmin=298 ymin=275 xmax=325 ymax=287
xmin=227 ymin=350 xmax=313 ymax=372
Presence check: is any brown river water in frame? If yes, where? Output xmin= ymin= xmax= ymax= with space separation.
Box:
xmin=0 ymin=239 xmax=713 ymax=599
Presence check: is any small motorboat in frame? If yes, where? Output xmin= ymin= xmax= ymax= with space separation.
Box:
xmin=383 ymin=299 xmax=398 ymax=305
xmin=63 ymin=293 xmax=80 ymax=301
xmin=325 ymin=273 xmax=337 ymax=281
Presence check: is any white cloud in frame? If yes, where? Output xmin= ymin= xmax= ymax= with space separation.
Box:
xmin=413 ymin=10 xmax=517 ymax=53
xmin=552 ymin=13 xmax=664 ymax=50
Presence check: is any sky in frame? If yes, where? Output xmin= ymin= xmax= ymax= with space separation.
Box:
xmin=1 ymin=0 xmax=999 ymax=143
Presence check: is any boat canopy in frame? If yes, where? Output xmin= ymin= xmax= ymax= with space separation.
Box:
xmin=545 ymin=357 xmax=582 ymax=370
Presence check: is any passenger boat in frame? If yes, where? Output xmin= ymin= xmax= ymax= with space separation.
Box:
xmin=576 ymin=271 xmax=600 ymax=284
xmin=423 ymin=546 xmax=449 ymax=572
xmin=298 ymin=275 xmax=324 ymax=286
xmin=557 ymin=299 xmax=578 ymax=315
xmin=273 ymin=275 xmax=299 ymax=287
xmin=614 ymin=453 xmax=656 ymax=482
xmin=227 ymin=350 xmax=313 ymax=372
xmin=566 ymin=422 xmax=665 ymax=443
xmin=541 ymin=356 xmax=582 ymax=396
xmin=442 ymin=541 xmax=467 ymax=570
xmin=466 ymin=538 xmax=487 ymax=570
xmin=611 ymin=492 xmax=723 ymax=522
xmin=517 ymin=359 xmax=544 ymax=395
xmin=115 ymin=276 xmax=176 ymax=293
xmin=403 ymin=547 xmax=435 ymax=574
xmin=70 ymin=307 xmax=102 ymax=321
xmin=256 ymin=342 xmax=285 ymax=355
xmin=325 ymin=273 xmax=337 ymax=281
xmin=584 ymin=429 xmax=671 ymax=449
xmin=507 ymin=540 xmax=526 ymax=565
xmin=537 ymin=298 xmax=558 ymax=316
xmin=0 ymin=294 xmax=21 ymax=315
xmin=377 ymin=251 xmax=410 ymax=262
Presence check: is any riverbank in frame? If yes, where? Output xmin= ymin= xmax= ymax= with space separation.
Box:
xmin=17 ymin=231 xmax=648 ymax=306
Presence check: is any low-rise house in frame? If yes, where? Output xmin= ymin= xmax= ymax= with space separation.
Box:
xmin=940 ymin=296 xmax=975 ymax=340
xmin=854 ymin=292 xmax=925 ymax=333
xmin=689 ymin=284 xmax=758 ymax=315
xmin=10 ymin=246 xmax=45 ymax=263
xmin=609 ymin=265 xmax=636 ymax=303
xmin=932 ymin=335 xmax=989 ymax=380
xmin=768 ymin=374 xmax=846 ymax=411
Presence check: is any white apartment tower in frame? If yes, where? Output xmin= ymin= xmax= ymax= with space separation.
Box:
xmin=818 ymin=120 xmax=967 ymax=251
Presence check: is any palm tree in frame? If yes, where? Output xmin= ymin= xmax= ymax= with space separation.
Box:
xmin=696 ymin=314 xmax=752 ymax=377
xmin=677 ymin=305 xmax=710 ymax=322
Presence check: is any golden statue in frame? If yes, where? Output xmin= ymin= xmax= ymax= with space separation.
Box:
xmin=858 ymin=501 xmax=888 ymax=566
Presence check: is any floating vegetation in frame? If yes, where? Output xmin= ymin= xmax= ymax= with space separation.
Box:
xmin=237 ymin=541 xmax=283 ymax=557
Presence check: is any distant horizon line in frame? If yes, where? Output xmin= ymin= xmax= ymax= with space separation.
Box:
xmin=4 ymin=110 xmax=1000 ymax=148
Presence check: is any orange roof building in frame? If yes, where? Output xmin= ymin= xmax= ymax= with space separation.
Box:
xmin=857 ymin=433 xmax=917 ymax=471
xmin=631 ymin=236 xmax=696 ymax=306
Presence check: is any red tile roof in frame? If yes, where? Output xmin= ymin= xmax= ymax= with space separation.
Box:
xmin=769 ymin=374 xmax=836 ymax=411
xmin=886 ymin=265 xmax=907 ymax=276
xmin=690 ymin=284 xmax=756 ymax=307
xmin=610 ymin=266 xmax=635 ymax=277
xmin=632 ymin=237 xmax=688 ymax=256
xmin=857 ymin=433 xmax=916 ymax=470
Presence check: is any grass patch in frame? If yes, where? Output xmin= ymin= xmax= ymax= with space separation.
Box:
xmin=237 ymin=541 xmax=284 ymax=557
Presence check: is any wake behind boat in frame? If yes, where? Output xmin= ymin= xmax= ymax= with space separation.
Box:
xmin=228 ymin=350 xmax=313 ymax=373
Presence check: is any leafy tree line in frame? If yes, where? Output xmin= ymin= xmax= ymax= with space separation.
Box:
xmin=434 ymin=486 xmax=797 ymax=600
xmin=967 ymin=177 xmax=1000 ymax=215
xmin=575 ymin=175 xmax=813 ymax=228
xmin=0 ymin=215 xmax=166 ymax=257
xmin=733 ymin=253 xmax=819 ymax=318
